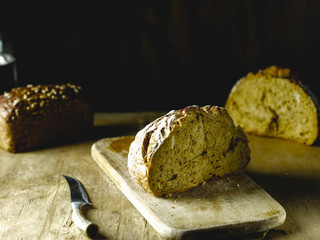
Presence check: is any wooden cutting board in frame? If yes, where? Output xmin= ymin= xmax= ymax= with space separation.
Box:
xmin=91 ymin=136 xmax=286 ymax=239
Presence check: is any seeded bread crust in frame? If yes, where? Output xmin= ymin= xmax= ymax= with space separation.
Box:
xmin=128 ymin=105 xmax=251 ymax=197
xmin=225 ymin=66 xmax=320 ymax=145
xmin=0 ymin=84 xmax=93 ymax=152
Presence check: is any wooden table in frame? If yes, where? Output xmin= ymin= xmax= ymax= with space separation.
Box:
xmin=1 ymin=112 xmax=320 ymax=240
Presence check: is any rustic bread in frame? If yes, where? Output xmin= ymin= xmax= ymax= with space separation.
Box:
xmin=225 ymin=66 xmax=320 ymax=145
xmin=128 ymin=105 xmax=251 ymax=197
xmin=0 ymin=83 xmax=93 ymax=152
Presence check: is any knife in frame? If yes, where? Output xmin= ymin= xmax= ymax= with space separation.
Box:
xmin=62 ymin=175 xmax=99 ymax=238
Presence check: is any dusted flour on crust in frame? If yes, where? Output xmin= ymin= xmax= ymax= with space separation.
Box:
xmin=128 ymin=105 xmax=251 ymax=197
xmin=225 ymin=66 xmax=320 ymax=145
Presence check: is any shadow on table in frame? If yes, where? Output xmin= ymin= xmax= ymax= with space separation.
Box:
xmin=181 ymin=229 xmax=285 ymax=240
xmin=16 ymin=123 xmax=141 ymax=153
xmin=247 ymin=172 xmax=320 ymax=201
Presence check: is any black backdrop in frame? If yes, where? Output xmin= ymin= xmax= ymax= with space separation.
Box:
xmin=1 ymin=1 xmax=320 ymax=112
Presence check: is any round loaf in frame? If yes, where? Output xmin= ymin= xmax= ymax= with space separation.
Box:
xmin=225 ymin=66 xmax=320 ymax=145
xmin=128 ymin=105 xmax=251 ymax=197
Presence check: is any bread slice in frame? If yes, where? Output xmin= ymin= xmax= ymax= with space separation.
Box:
xmin=128 ymin=105 xmax=251 ymax=197
xmin=225 ymin=66 xmax=319 ymax=145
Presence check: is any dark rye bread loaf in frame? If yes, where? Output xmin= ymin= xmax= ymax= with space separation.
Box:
xmin=128 ymin=105 xmax=251 ymax=197
xmin=225 ymin=66 xmax=320 ymax=145
xmin=0 ymin=83 xmax=93 ymax=152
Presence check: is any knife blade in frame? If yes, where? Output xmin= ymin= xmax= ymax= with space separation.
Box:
xmin=62 ymin=175 xmax=99 ymax=238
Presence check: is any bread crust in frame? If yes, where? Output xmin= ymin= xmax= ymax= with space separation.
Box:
xmin=0 ymin=84 xmax=93 ymax=152
xmin=226 ymin=66 xmax=320 ymax=145
xmin=128 ymin=105 xmax=250 ymax=196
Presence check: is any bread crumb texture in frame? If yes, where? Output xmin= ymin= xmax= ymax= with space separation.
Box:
xmin=128 ymin=105 xmax=251 ymax=197
xmin=225 ymin=66 xmax=319 ymax=145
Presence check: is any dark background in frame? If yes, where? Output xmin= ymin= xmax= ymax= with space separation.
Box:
xmin=1 ymin=1 xmax=320 ymax=112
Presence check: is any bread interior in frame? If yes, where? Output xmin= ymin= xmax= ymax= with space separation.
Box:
xmin=148 ymin=111 xmax=249 ymax=196
xmin=226 ymin=77 xmax=318 ymax=145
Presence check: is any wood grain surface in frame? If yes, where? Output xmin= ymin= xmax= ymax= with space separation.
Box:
xmin=91 ymin=136 xmax=286 ymax=239
xmin=0 ymin=112 xmax=320 ymax=240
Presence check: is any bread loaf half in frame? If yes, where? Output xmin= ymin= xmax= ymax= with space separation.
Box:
xmin=225 ymin=66 xmax=320 ymax=145
xmin=0 ymin=83 xmax=93 ymax=152
xmin=128 ymin=105 xmax=251 ymax=197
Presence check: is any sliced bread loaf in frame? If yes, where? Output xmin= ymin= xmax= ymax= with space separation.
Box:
xmin=128 ymin=105 xmax=251 ymax=197
xmin=225 ymin=66 xmax=319 ymax=145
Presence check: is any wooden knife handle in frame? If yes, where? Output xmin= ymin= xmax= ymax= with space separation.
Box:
xmin=72 ymin=203 xmax=99 ymax=238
